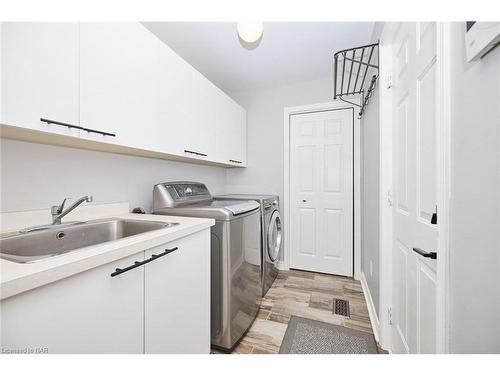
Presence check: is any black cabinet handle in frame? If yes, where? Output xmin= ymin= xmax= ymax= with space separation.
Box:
xmin=412 ymin=247 xmax=437 ymax=259
xmin=184 ymin=149 xmax=207 ymax=157
xmin=110 ymin=247 xmax=178 ymax=277
xmin=150 ymin=247 xmax=178 ymax=261
xmin=40 ymin=118 xmax=116 ymax=137
xmin=229 ymin=159 xmax=242 ymax=164
xmin=110 ymin=258 xmax=149 ymax=277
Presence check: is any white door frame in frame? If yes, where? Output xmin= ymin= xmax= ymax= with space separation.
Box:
xmin=377 ymin=22 xmax=451 ymax=353
xmin=283 ymin=100 xmax=362 ymax=280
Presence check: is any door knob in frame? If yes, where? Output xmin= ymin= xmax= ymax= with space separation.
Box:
xmin=412 ymin=247 xmax=437 ymax=259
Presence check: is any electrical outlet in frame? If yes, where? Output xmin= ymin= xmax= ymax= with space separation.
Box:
xmin=369 ymin=260 xmax=373 ymax=277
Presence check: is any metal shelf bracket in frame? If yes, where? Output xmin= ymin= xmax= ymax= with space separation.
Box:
xmin=333 ymin=42 xmax=379 ymax=118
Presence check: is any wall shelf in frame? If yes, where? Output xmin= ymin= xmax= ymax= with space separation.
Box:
xmin=333 ymin=42 xmax=379 ymax=118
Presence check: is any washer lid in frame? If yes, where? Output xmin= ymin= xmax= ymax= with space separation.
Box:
xmin=216 ymin=194 xmax=277 ymax=202
xmin=226 ymin=200 xmax=260 ymax=215
xmin=153 ymin=199 xmax=259 ymax=221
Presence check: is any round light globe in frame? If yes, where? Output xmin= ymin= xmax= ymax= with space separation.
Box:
xmin=237 ymin=22 xmax=263 ymax=43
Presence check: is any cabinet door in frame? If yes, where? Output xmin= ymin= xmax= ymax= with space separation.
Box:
xmin=1 ymin=23 xmax=80 ymax=137
xmin=79 ymin=23 xmax=159 ymax=148
xmin=144 ymin=229 xmax=210 ymax=354
xmin=157 ymin=39 xmax=219 ymax=160
xmin=181 ymin=76 xmax=217 ymax=161
xmin=156 ymin=42 xmax=193 ymax=155
xmin=215 ymin=97 xmax=246 ymax=166
xmin=0 ymin=253 xmax=145 ymax=353
xmin=239 ymin=108 xmax=248 ymax=166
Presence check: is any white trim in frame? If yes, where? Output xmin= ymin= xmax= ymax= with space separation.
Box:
xmin=360 ymin=272 xmax=381 ymax=343
xmin=377 ymin=24 xmax=396 ymax=352
xmin=436 ymin=22 xmax=451 ymax=354
xmin=283 ymin=100 xmax=361 ymax=279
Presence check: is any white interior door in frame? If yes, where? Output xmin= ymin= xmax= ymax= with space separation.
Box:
xmin=390 ymin=22 xmax=440 ymax=354
xmin=290 ymin=108 xmax=354 ymax=276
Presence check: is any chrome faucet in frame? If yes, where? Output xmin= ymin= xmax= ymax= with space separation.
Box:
xmin=51 ymin=195 xmax=93 ymax=225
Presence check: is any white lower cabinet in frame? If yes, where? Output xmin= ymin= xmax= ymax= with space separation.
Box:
xmin=0 ymin=252 xmax=145 ymax=354
xmin=144 ymin=230 xmax=210 ymax=353
xmin=0 ymin=229 xmax=210 ymax=354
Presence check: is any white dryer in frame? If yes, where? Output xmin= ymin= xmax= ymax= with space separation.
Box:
xmin=216 ymin=194 xmax=282 ymax=297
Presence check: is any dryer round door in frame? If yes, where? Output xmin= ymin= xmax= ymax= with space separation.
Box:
xmin=267 ymin=210 xmax=282 ymax=262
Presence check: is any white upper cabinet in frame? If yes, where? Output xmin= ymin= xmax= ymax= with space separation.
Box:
xmin=182 ymin=76 xmax=218 ymax=160
xmin=156 ymin=43 xmax=194 ymax=156
xmin=1 ymin=23 xmax=80 ymax=137
xmin=215 ymin=93 xmax=247 ymax=166
xmin=79 ymin=23 xmax=159 ymax=148
xmin=1 ymin=22 xmax=246 ymax=168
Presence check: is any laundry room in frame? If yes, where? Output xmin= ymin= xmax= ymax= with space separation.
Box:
xmin=1 ymin=0 xmax=499 ymax=374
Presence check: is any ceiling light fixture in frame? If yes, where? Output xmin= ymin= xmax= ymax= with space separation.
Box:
xmin=237 ymin=22 xmax=263 ymax=43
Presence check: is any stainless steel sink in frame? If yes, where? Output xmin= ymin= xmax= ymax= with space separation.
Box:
xmin=0 ymin=218 xmax=179 ymax=263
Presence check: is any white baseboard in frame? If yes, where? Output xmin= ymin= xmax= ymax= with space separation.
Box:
xmin=360 ymin=272 xmax=381 ymax=344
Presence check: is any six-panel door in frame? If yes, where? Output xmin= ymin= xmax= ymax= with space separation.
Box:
xmin=289 ymin=108 xmax=354 ymax=276
xmin=390 ymin=22 xmax=439 ymax=354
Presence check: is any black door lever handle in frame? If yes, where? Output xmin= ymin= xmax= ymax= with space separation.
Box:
xmin=412 ymin=247 xmax=437 ymax=259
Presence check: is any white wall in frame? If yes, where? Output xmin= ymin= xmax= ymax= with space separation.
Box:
xmin=360 ymin=23 xmax=383 ymax=317
xmin=0 ymin=139 xmax=227 ymax=214
xmin=226 ymin=78 xmax=333 ymax=200
xmin=360 ymin=89 xmax=380 ymax=315
xmin=448 ymin=23 xmax=500 ymax=353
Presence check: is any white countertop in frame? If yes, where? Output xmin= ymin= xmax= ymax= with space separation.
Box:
xmin=0 ymin=213 xmax=214 ymax=300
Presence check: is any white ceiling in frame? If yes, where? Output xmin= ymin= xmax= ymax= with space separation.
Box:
xmin=142 ymin=22 xmax=374 ymax=93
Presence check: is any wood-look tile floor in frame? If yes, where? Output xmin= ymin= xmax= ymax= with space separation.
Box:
xmin=229 ymin=269 xmax=383 ymax=354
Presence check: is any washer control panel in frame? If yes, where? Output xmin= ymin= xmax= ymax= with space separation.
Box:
xmin=166 ymin=183 xmax=208 ymax=199
xmin=153 ymin=181 xmax=212 ymax=209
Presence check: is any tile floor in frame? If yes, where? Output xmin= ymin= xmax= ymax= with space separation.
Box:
xmin=229 ymin=269 xmax=382 ymax=354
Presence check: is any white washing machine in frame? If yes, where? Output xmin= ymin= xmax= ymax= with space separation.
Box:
xmin=216 ymin=194 xmax=282 ymax=296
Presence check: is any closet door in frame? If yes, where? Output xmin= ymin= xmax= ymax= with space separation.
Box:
xmin=79 ymin=23 xmax=159 ymax=148
xmin=1 ymin=23 xmax=80 ymax=137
